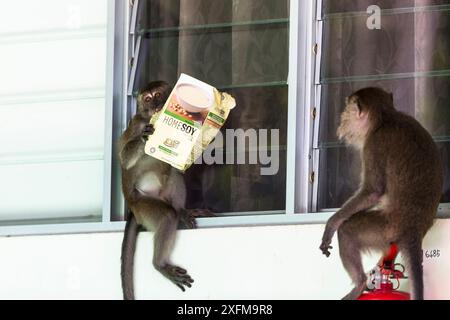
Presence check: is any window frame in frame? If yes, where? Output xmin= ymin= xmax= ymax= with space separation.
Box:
xmin=1 ymin=0 xmax=448 ymax=237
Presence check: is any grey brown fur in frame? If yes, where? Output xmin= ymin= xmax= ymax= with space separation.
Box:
xmin=119 ymin=81 xmax=212 ymax=300
xmin=320 ymin=87 xmax=443 ymax=300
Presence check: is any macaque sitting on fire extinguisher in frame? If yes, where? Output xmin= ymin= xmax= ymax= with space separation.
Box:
xmin=319 ymin=87 xmax=443 ymax=300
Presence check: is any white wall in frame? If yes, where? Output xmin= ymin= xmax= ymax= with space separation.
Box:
xmin=0 ymin=220 xmax=449 ymax=300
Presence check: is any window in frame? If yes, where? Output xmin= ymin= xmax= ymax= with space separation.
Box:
xmin=1 ymin=0 xmax=447 ymax=235
xmin=118 ymin=0 xmax=450 ymax=228
xmin=127 ymin=0 xmax=290 ymax=217
xmin=315 ymin=0 xmax=450 ymax=213
xmin=0 ymin=0 xmax=110 ymax=227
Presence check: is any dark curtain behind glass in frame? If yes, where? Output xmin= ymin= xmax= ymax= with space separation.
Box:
xmin=133 ymin=0 xmax=289 ymax=214
xmin=318 ymin=0 xmax=450 ymax=209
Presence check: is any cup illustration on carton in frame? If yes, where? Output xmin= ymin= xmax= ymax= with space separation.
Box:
xmin=176 ymin=83 xmax=214 ymax=113
xmin=145 ymin=74 xmax=236 ymax=172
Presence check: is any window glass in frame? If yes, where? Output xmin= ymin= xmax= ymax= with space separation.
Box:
xmin=318 ymin=0 xmax=450 ymax=210
xmin=131 ymin=0 xmax=289 ymax=214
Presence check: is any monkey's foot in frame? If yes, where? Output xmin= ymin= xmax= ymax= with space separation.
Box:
xmin=188 ymin=208 xmax=215 ymax=218
xmin=182 ymin=208 xmax=215 ymax=229
xmin=159 ymin=265 xmax=194 ymax=292
xmin=141 ymin=124 xmax=155 ymax=140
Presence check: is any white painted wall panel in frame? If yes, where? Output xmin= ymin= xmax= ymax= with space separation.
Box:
xmin=0 ymin=220 xmax=448 ymax=299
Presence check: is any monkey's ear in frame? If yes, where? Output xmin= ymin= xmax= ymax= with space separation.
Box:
xmin=354 ymin=98 xmax=368 ymax=119
xmin=356 ymin=109 xmax=369 ymax=120
xmin=355 ymin=97 xmax=363 ymax=113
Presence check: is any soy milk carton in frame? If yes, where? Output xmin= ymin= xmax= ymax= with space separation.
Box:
xmin=144 ymin=74 xmax=236 ymax=171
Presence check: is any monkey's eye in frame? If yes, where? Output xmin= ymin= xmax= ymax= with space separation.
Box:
xmin=154 ymin=92 xmax=161 ymax=99
xmin=144 ymin=94 xmax=152 ymax=103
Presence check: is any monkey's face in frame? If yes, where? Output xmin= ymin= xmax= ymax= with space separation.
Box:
xmin=337 ymin=96 xmax=370 ymax=148
xmin=137 ymin=86 xmax=168 ymax=119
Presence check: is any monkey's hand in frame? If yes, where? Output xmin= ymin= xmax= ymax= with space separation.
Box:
xmin=320 ymin=225 xmax=335 ymax=257
xmin=141 ymin=123 xmax=155 ymax=141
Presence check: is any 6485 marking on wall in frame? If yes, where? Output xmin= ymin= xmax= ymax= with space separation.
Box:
xmin=424 ymin=249 xmax=441 ymax=259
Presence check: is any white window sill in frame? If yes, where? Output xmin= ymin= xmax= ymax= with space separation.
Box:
xmin=1 ymin=205 xmax=449 ymax=237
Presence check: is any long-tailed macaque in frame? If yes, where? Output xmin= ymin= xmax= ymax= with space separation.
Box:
xmin=320 ymin=87 xmax=443 ymax=300
xmin=119 ymin=81 xmax=212 ymax=300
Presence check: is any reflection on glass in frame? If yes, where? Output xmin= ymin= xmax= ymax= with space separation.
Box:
xmin=321 ymin=7 xmax=450 ymax=79
xmin=318 ymin=142 xmax=450 ymax=209
xmin=322 ymin=0 xmax=415 ymax=15
xmin=133 ymin=23 xmax=288 ymax=90
xmin=137 ymin=0 xmax=288 ymax=30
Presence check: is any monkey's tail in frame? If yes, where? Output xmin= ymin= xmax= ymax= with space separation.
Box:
xmin=121 ymin=211 xmax=139 ymax=300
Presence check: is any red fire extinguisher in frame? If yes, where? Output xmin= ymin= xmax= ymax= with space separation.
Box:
xmin=358 ymin=243 xmax=411 ymax=300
